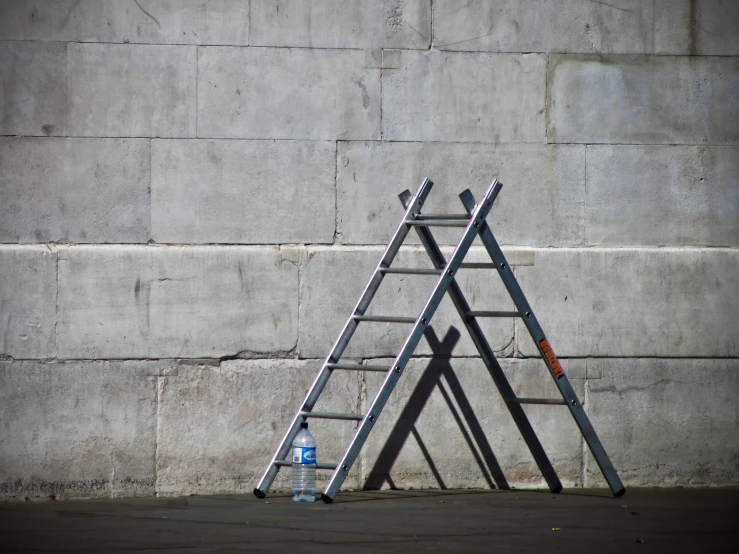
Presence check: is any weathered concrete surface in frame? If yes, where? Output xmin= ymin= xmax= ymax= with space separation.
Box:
xmin=0 ymin=41 xmax=65 ymax=136
xmin=299 ymin=246 xmax=516 ymax=359
xmin=1 ymin=0 xmax=737 ymax=500
xmin=383 ymin=50 xmax=546 ymax=143
xmin=548 ymin=55 xmax=739 ymax=145
xmin=433 ymin=0 xmax=664 ymax=54
xmin=250 ymin=0 xmax=430 ymax=49
xmin=57 ymin=246 xmax=298 ymax=359
xmin=198 ymin=47 xmax=380 ymax=140
xmin=654 ymin=0 xmax=691 ymax=55
xmin=337 ymin=141 xmax=585 ymax=246
xmin=151 ymin=139 xmax=335 ymax=244
xmin=0 ymin=246 xmax=56 ymax=359
xmin=157 ymin=359 xmax=362 ymax=495
xmin=0 ymin=138 xmax=150 ymax=243
xmin=586 ymin=359 xmax=739 ymax=487
xmin=695 ymin=0 xmax=739 ymax=55
xmin=0 ymin=0 xmax=249 ymax=45
xmin=585 ymin=145 xmax=739 ymax=247
xmin=0 ymin=360 xmax=158 ymax=500
xmin=362 ymin=357 xmax=585 ymax=490
xmin=67 ymin=43 xmax=196 ymax=138
xmin=516 ymin=248 xmax=739 ymax=358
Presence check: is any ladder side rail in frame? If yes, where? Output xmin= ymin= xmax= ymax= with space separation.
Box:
xmin=399 ymin=189 xmax=563 ymax=494
xmin=459 ymin=190 xmax=625 ymax=497
xmin=253 ymin=178 xmax=434 ymax=498
xmin=321 ymin=180 xmax=503 ymax=502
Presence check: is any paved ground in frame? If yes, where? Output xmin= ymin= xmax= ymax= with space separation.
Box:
xmin=1 ymin=488 xmax=737 ymax=553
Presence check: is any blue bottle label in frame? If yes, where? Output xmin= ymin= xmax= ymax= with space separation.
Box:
xmin=292 ymin=446 xmax=316 ymax=464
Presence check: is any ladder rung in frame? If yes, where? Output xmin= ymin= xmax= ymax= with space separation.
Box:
xmin=327 ymin=363 xmax=390 ymax=372
xmin=509 ymin=397 xmax=567 ymax=405
xmin=379 ymin=267 xmax=441 ymax=275
xmin=301 ymin=411 xmax=364 ymax=421
xmin=413 ymin=214 xmax=470 ymax=220
xmin=459 ymin=263 xmax=497 ymax=269
xmin=405 ymin=219 xmax=469 ymax=227
xmin=353 ymin=315 xmax=416 ymax=323
xmin=276 ymin=460 xmax=337 ymax=470
xmin=466 ymin=310 xmax=521 ymax=318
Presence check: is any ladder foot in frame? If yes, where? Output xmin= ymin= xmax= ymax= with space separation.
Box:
xmin=614 ymin=487 xmax=626 ymax=498
xmin=320 ymin=493 xmax=334 ymax=504
xmin=551 ymin=484 xmax=563 ymax=494
xmin=253 ymin=488 xmax=266 ymax=499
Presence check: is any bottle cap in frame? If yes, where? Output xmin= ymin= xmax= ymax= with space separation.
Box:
xmin=300 ymin=422 xmax=308 ymax=429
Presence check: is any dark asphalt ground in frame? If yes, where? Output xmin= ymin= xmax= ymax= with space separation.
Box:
xmin=1 ymin=488 xmax=737 ymax=553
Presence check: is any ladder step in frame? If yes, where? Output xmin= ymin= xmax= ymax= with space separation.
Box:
xmin=509 ymin=397 xmax=567 ymax=405
xmin=379 ymin=267 xmax=441 ymax=275
xmin=405 ymin=219 xmax=469 ymax=227
xmin=353 ymin=315 xmax=416 ymax=323
xmin=466 ymin=310 xmax=521 ymax=318
xmin=459 ymin=263 xmax=497 ymax=269
xmin=327 ymin=363 xmax=390 ymax=372
xmin=276 ymin=460 xmax=337 ymax=470
xmin=301 ymin=411 xmax=364 ymax=421
xmin=413 ymin=214 xmax=470 ymax=220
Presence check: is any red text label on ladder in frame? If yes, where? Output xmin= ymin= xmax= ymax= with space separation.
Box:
xmin=539 ymin=338 xmax=565 ymax=379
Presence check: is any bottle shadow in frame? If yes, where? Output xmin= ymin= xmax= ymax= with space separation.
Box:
xmin=362 ymin=325 xmax=509 ymax=491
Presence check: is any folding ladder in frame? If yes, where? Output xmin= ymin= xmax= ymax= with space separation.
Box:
xmin=254 ymin=178 xmax=625 ymax=502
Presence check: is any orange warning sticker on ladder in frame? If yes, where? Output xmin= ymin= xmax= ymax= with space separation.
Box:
xmin=539 ymin=338 xmax=565 ymax=379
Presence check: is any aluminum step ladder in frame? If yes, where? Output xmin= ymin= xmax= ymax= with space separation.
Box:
xmin=254 ymin=178 xmax=625 ymax=502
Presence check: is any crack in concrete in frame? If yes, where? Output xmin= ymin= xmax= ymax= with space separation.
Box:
xmin=134 ymin=0 xmax=162 ymax=30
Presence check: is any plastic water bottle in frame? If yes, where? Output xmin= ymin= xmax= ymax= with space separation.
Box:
xmin=291 ymin=421 xmax=316 ymax=502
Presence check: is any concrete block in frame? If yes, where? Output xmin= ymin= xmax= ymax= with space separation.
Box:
xmin=585 ymin=359 xmax=739 ymax=487
xmin=57 ymin=246 xmax=298 ymax=359
xmin=0 ymin=0 xmax=249 ymax=45
xmin=299 ymin=246 xmax=515 ymax=359
xmin=0 ymin=360 xmax=158 ymax=500
xmin=0 ymin=246 xmax=56 ymax=359
xmin=157 ymin=359 xmax=362 ymax=495
xmin=548 ymin=55 xmax=739 ymax=145
xmin=0 ymin=41 xmax=65 ymax=136
xmin=433 ymin=0 xmax=658 ymax=54
xmin=585 ymin=145 xmax=739 ymax=247
xmin=382 ymin=50 xmax=546 ymax=143
xmin=337 ymin=141 xmax=585 ymax=246
xmin=151 ymin=139 xmax=335 ymax=244
xmin=695 ymin=0 xmax=739 ymax=56
xmin=0 ymin=138 xmax=150 ymax=243
xmin=654 ymin=0 xmax=691 ymax=55
xmin=67 ymin=43 xmax=196 ymax=138
xmin=516 ymin=248 xmax=739 ymax=358
xmin=361 ymin=358 xmax=584 ymax=490
xmin=250 ymin=0 xmax=430 ymax=49
xmin=197 ymin=47 xmax=380 ymax=140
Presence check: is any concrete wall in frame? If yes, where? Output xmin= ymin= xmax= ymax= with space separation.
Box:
xmin=1 ymin=0 xmax=737 ymax=499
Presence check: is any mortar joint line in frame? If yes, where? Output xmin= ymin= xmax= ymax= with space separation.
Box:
xmin=154 ymin=375 xmax=162 ymax=497
xmin=54 ymin=247 xmax=59 ymax=361
xmin=247 ymin=0 xmax=251 ymax=47
xmin=430 ymin=0 xmax=434 ymax=49
xmin=194 ymin=45 xmax=198 ymax=138
xmin=333 ymin=140 xmax=340 ymax=244
xmin=64 ymin=42 xmax=70 ymax=138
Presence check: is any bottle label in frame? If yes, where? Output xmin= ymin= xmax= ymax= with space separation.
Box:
xmin=292 ymin=446 xmax=316 ymax=464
